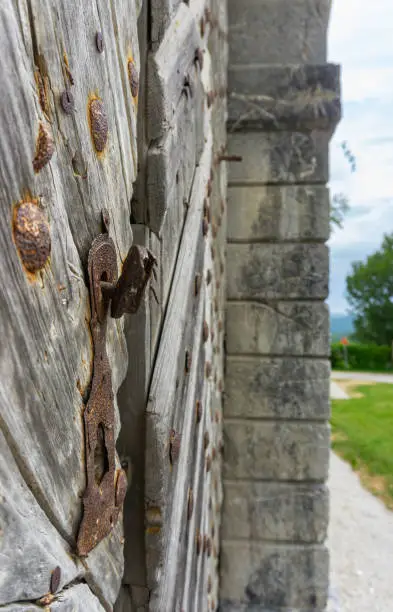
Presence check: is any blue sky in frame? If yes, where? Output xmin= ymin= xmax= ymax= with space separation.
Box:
xmin=328 ymin=0 xmax=393 ymax=313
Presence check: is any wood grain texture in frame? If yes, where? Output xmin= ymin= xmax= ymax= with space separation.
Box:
xmin=145 ymin=135 xmax=213 ymax=610
xmin=0 ymin=0 xmax=140 ymax=606
xmin=148 ymin=3 xmax=201 ymax=141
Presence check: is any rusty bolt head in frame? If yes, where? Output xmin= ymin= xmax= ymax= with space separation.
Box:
xmin=206 ymin=455 xmax=211 ymax=472
xmin=60 ymin=89 xmax=74 ymax=114
xmin=204 ymin=430 xmax=210 ymax=450
xmin=187 ymin=488 xmax=194 ymax=520
xmin=194 ymin=47 xmax=204 ymax=70
xmin=169 ymin=429 xmax=181 ymax=465
xmin=33 ymin=122 xmax=54 ymax=173
xmin=185 ymin=350 xmax=192 ymax=373
xmin=206 ymin=269 xmax=212 ymax=285
xmin=196 ymin=400 xmax=202 ymax=424
xmin=89 ymin=98 xmax=108 ymax=153
xmin=128 ymin=59 xmax=139 ymax=98
xmin=96 ymin=31 xmax=104 ymax=53
xmin=205 ymin=361 xmax=212 ymax=378
xmin=196 ymin=530 xmax=202 ymax=555
xmin=194 ymin=272 xmax=202 ymax=296
xmin=202 ymin=320 xmax=209 ymax=343
xmin=13 ymin=202 xmax=51 ymax=273
xmin=50 ymin=566 xmax=61 ymax=594
xmin=202 ymin=217 xmax=209 ymax=237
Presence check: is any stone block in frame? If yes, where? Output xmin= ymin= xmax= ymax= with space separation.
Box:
xmin=221 ymin=482 xmax=329 ymax=543
xmin=227 ymin=185 xmax=330 ymax=242
xmin=227 ymin=131 xmax=329 ymax=185
xmin=228 ymin=0 xmax=330 ymax=64
xmin=220 ymin=542 xmax=328 ymax=609
xmin=227 ymin=244 xmax=329 ymax=300
xmin=228 ymin=64 xmax=341 ymax=132
xmin=226 ymin=302 xmax=329 ymax=356
xmin=223 ymin=422 xmax=330 ymax=481
xmin=225 ymin=357 xmax=330 ymax=420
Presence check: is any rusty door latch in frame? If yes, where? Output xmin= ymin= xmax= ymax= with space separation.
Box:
xmin=76 ymin=212 xmax=157 ymax=556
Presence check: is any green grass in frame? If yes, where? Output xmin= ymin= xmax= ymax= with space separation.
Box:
xmin=331 ymin=383 xmax=393 ymax=509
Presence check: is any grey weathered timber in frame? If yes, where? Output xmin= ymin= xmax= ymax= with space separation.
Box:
xmin=220 ymin=542 xmax=329 ymax=610
xmin=225 ymin=357 xmax=330 ymax=420
xmin=1 ymin=584 xmax=106 ymax=611
xmin=227 ymin=185 xmax=330 ymax=242
xmin=226 ymin=301 xmax=330 ymax=356
xmin=0 ymin=0 xmax=141 ymax=606
xmin=148 ymin=3 xmax=200 ymax=140
xmin=150 ymin=0 xmax=183 ymax=48
xmin=145 ymin=136 xmax=212 ymax=610
xmin=227 ymin=244 xmax=329 ymax=300
xmin=228 ymin=0 xmax=331 ymax=64
xmin=228 ymin=64 xmax=341 ymax=132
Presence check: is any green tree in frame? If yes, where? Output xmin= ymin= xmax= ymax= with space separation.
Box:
xmin=346 ymin=234 xmax=393 ymax=345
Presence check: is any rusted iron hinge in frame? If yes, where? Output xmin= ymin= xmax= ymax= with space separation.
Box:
xmin=76 ymin=211 xmax=157 ymax=556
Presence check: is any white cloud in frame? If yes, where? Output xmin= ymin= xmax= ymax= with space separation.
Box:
xmin=328 ymin=0 xmax=393 ymax=313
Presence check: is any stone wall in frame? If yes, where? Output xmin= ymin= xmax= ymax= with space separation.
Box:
xmin=221 ymin=1 xmax=340 ymax=610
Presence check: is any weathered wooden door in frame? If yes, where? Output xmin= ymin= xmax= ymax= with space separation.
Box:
xmin=0 ymin=0 xmax=142 ymax=609
xmin=0 ymin=0 xmax=227 ymax=610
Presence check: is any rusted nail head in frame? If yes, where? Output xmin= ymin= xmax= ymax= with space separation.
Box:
xmin=185 ymin=350 xmax=192 ymax=373
xmin=202 ymin=320 xmax=209 ymax=342
xmin=196 ymin=400 xmax=202 ymax=423
xmin=33 ymin=122 xmax=54 ymax=173
xmin=89 ymin=98 xmax=108 ymax=153
xmin=187 ymin=488 xmax=194 ymax=520
xmin=50 ymin=566 xmax=61 ymax=594
xmin=196 ymin=530 xmax=202 ymax=554
xmin=96 ymin=31 xmax=104 ymax=53
xmin=194 ymin=272 xmax=202 ymax=296
xmin=60 ymin=89 xmax=74 ymax=114
xmin=13 ymin=202 xmax=51 ymax=273
xmin=128 ymin=59 xmax=139 ymax=98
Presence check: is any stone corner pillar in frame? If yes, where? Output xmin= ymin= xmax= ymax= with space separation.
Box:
xmin=221 ymin=0 xmax=340 ymax=610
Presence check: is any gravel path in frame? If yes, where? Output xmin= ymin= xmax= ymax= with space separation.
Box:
xmin=331 ymin=371 xmax=393 ymax=383
xmin=327 ymin=453 xmax=393 ymax=611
